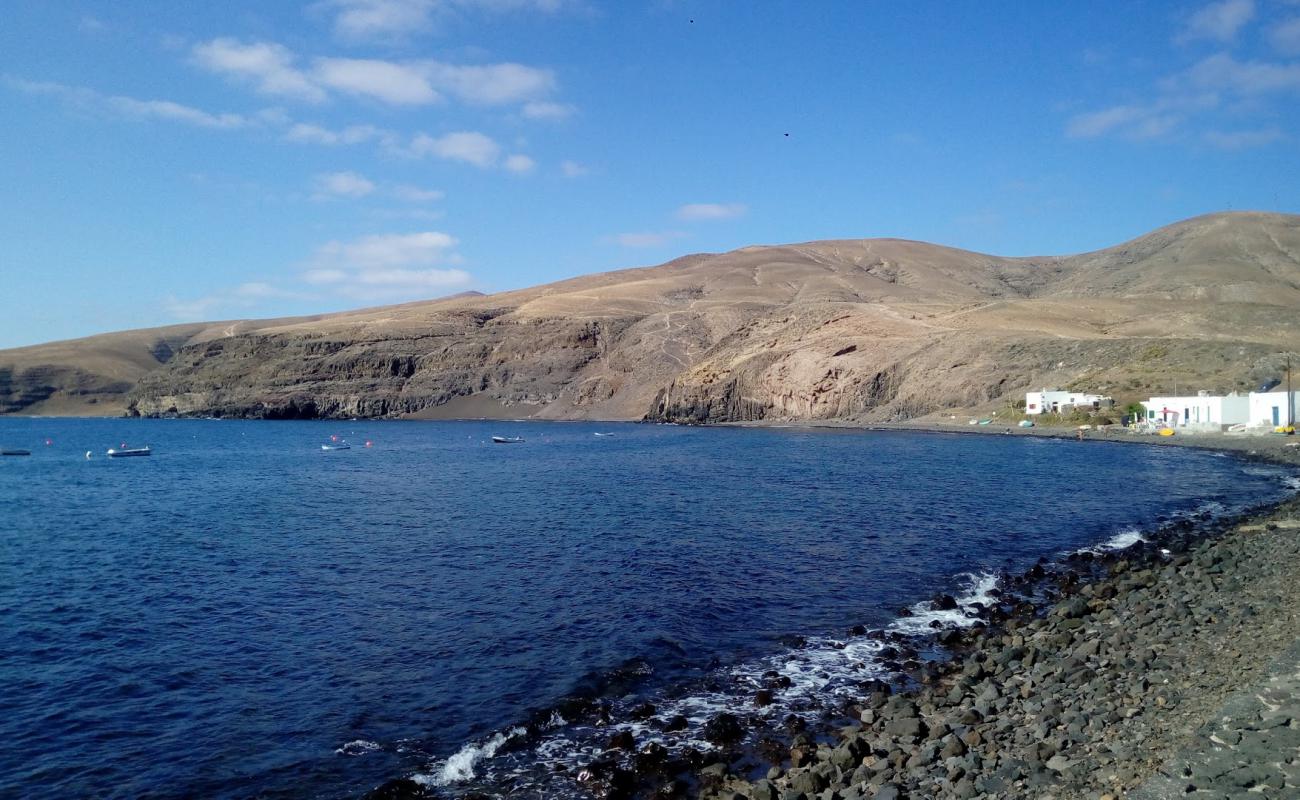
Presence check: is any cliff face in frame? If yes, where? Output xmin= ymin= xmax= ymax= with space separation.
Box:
xmin=3 ymin=212 xmax=1299 ymax=422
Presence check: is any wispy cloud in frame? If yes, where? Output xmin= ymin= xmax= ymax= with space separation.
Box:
xmin=393 ymin=185 xmax=445 ymax=202
xmin=1065 ymin=103 xmax=1184 ymax=140
xmin=191 ymin=38 xmax=561 ymax=112
xmin=1177 ymin=0 xmax=1256 ymax=44
xmin=560 ymin=159 xmax=588 ymax=177
xmin=321 ymin=0 xmax=441 ymax=42
xmin=4 ymin=76 xmax=252 ymax=129
xmin=675 ymin=202 xmax=747 ymax=221
xmin=319 ymin=0 xmax=578 ymax=43
xmin=285 ymin=121 xmax=396 ymax=147
xmin=1065 ymin=47 xmax=1300 ymax=142
xmin=1176 ymin=52 xmax=1300 ymax=95
xmin=1204 ymin=127 xmax=1285 ymax=149
xmin=311 ymin=171 xmax=376 ymax=200
xmin=314 ymin=57 xmax=441 ymax=105
xmin=521 ymin=100 xmax=575 ymax=119
xmin=191 ymin=38 xmax=327 ymax=103
xmin=427 ymin=62 xmax=555 ymax=105
xmin=164 ymin=281 xmax=311 ymax=320
xmin=607 ymin=231 xmax=687 ymax=248
xmin=503 ymin=154 xmax=536 ymax=173
xmin=1271 ymin=17 xmax=1300 ymax=56
xmin=408 ymin=130 xmax=501 ymax=167
xmin=302 ymin=231 xmax=471 ymax=300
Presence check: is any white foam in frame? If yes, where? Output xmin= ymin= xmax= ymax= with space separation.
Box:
xmin=1081 ymin=528 xmax=1145 ymax=554
xmin=335 ymin=740 xmax=380 ymax=756
xmin=414 ymin=727 xmax=526 ymax=786
xmin=889 ymin=572 xmax=1000 ymax=636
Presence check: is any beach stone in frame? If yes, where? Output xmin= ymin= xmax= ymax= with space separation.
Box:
xmin=883 ymin=717 xmax=926 ymax=741
xmin=788 ymin=768 xmax=828 ymax=795
xmin=361 ymin=778 xmax=435 ymax=799
xmin=871 ymin=784 xmax=901 ymax=800
xmin=703 ymin=713 xmax=744 ymax=745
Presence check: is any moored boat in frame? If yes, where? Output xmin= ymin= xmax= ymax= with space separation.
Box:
xmin=492 ymin=436 xmax=524 ymax=444
xmin=321 ymin=442 xmax=352 ymax=451
xmin=2 ymin=449 xmax=32 ymax=456
xmin=107 ymin=446 xmax=151 ymax=458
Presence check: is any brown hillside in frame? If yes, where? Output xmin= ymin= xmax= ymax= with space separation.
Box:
xmin=2 ymin=212 xmax=1297 ymax=422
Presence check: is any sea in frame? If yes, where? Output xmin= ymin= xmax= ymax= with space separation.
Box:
xmin=1 ymin=418 xmax=1295 ymax=799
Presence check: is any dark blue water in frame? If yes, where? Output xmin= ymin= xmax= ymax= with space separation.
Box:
xmin=0 ymin=419 xmax=1293 ymax=799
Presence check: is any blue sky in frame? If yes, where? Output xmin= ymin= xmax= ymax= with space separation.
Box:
xmin=2 ymin=0 xmax=1299 ymax=348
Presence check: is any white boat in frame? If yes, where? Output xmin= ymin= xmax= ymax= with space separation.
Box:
xmin=593 ymin=432 xmax=615 ymax=437
xmin=492 ymin=436 xmax=524 ymax=444
xmin=107 ymin=446 xmax=151 ymax=458
xmin=321 ymin=442 xmax=352 ymax=451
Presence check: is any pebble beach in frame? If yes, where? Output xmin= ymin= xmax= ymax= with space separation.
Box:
xmin=689 ymin=431 xmax=1300 ymax=800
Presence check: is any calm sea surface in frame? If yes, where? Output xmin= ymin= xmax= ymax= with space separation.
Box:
xmin=0 ymin=419 xmax=1293 ymax=798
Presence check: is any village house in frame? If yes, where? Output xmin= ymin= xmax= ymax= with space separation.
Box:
xmin=1143 ymin=391 xmax=1250 ymax=429
xmin=1249 ymin=389 xmax=1299 ymax=429
xmin=1024 ymin=389 xmax=1112 ymax=415
xmin=1141 ymin=389 xmax=1298 ymax=430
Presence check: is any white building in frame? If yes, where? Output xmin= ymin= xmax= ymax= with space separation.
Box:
xmin=1248 ymin=390 xmax=1299 ymax=429
xmin=1144 ymin=391 xmax=1250 ymax=429
xmin=1025 ymin=389 xmax=1112 ymax=415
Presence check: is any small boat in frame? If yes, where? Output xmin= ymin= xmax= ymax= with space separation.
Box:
xmin=1018 ymin=420 xmax=1034 ymax=428
xmin=492 ymin=436 xmax=524 ymax=444
xmin=321 ymin=442 xmax=352 ymax=451
xmin=2 ymin=449 xmax=32 ymax=456
xmin=593 ymin=432 xmax=615 ymax=437
xmin=107 ymin=446 xmax=151 ymax=458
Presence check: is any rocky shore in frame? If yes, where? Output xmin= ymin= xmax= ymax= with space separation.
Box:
xmin=687 ymin=457 xmax=1300 ymax=800
xmin=367 ymin=434 xmax=1299 ymax=800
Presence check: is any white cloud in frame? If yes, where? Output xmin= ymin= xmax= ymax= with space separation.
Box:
xmin=1178 ymin=0 xmax=1255 ymax=44
xmin=303 ymin=230 xmax=471 ymax=301
xmin=1065 ymin=104 xmax=1183 ymax=140
xmin=1180 ymin=52 xmax=1300 ymax=95
xmin=1271 ymin=17 xmax=1300 ymax=55
xmin=5 ymin=77 xmax=251 ymax=129
xmin=1063 ymin=49 xmax=1300 ymax=142
xmin=1204 ymin=127 xmax=1285 ymax=149
xmin=285 ymin=122 xmax=395 ymax=147
xmin=393 ymin=185 xmax=445 ymax=202
xmin=676 ymin=202 xmax=747 ymax=221
xmin=192 ymin=38 xmax=326 ymax=103
xmin=522 ymin=100 xmax=575 ymax=119
xmin=319 ymin=0 xmax=578 ymax=43
xmin=608 ymin=231 xmax=686 ymax=248
xmin=560 ymin=160 xmax=588 ymax=177
xmin=314 ymin=57 xmax=441 ymax=105
xmin=191 ymin=37 xmax=563 ymax=111
xmin=504 ymin=153 xmax=536 ymax=173
xmin=323 ymin=0 xmax=439 ymax=42
xmin=408 ymin=130 xmax=501 ymax=167
xmin=427 ymin=62 xmax=554 ymax=105
xmin=164 ymin=281 xmax=310 ymax=320
xmin=311 ymin=171 xmax=376 ymax=199
xmin=313 ymin=231 xmax=458 ymax=269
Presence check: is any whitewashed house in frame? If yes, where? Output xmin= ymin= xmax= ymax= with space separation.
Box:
xmin=1143 ymin=391 xmax=1249 ymax=429
xmin=1248 ymin=390 xmax=1299 ymax=428
xmin=1025 ymin=389 xmax=1112 ymax=415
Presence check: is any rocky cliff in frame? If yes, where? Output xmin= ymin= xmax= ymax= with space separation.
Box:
xmin=3 ymin=212 xmax=1298 ymax=422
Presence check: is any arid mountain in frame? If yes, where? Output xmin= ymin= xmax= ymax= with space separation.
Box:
xmin=2 ymin=212 xmax=1298 ymax=422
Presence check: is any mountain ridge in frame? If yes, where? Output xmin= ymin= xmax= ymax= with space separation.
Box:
xmin=3 ymin=211 xmax=1298 ymax=422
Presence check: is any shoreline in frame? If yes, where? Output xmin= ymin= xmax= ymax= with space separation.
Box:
xmin=683 ymin=427 xmax=1300 ymax=800
xmin=363 ymin=427 xmax=1300 ymax=800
